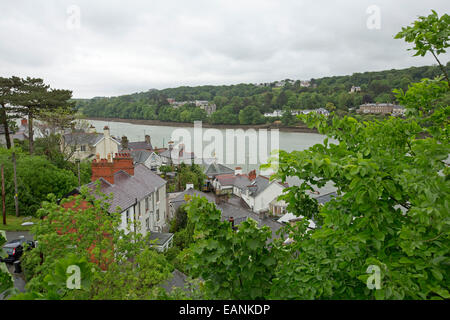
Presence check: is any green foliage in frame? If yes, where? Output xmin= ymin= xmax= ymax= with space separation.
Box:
xmin=395 ymin=10 xmax=449 ymax=58
xmin=0 ymin=148 xmax=78 ymax=217
xmin=184 ymin=197 xmax=277 ymax=299
xmin=76 ymin=64 xmax=450 ymax=124
xmin=239 ymin=105 xmax=265 ymax=125
xmin=0 ymin=266 xmax=13 ymax=294
xmin=17 ymin=188 xmax=173 ymax=299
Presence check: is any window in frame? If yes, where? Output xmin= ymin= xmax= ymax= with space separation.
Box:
xmin=80 ymin=145 xmax=86 ymax=152
xmin=156 ymin=209 xmax=160 ymax=221
xmin=126 ymin=210 xmax=130 ymax=225
xmin=156 ymin=188 xmax=159 ymax=202
xmin=145 ymin=197 xmax=149 ymax=211
xmin=145 ymin=218 xmax=149 ymax=230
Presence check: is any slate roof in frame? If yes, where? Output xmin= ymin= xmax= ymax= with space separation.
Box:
xmin=84 ymin=164 xmax=166 ymax=213
xmin=204 ymin=162 xmax=234 ymax=178
xmin=316 ymin=191 xmax=338 ymax=204
xmin=148 ymin=232 xmax=173 ymax=246
xmin=160 ymin=269 xmax=189 ymax=294
xmin=130 ymin=150 xmax=152 ymax=164
xmin=126 ymin=141 xmax=153 ymax=151
xmin=159 ymin=149 xmax=195 ymax=159
xmin=169 ymin=189 xmax=284 ymax=240
xmin=63 ymin=132 xmax=103 ymax=146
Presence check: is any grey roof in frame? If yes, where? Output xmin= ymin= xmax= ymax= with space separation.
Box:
xmin=204 ymin=162 xmax=234 ymax=177
xmin=169 ymin=190 xmax=284 ymax=240
xmin=130 ymin=150 xmax=152 ymax=164
xmin=125 ymin=141 xmax=153 ymax=151
xmin=247 ymin=176 xmax=271 ymax=196
xmin=159 ymin=149 xmax=194 ymax=159
xmin=63 ymin=132 xmax=103 ymax=146
xmin=315 ymin=192 xmax=338 ymax=204
xmin=233 ymin=175 xmax=252 ymax=190
xmin=160 ymin=269 xmax=189 ymax=293
xmin=85 ymin=164 xmax=166 ymax=213
xmin=148 ymin=232 xmax=173 ymax=246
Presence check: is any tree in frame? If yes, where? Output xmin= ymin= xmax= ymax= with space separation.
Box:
xmin=0 ymin=76 xmax=22 ymax=149
xmin=18 ymin=188 xmax=173 ymax=300
xmin=281 ymin=109 xmax=295 ymax=126
xmin=184 ymin=197 xmax=277 ymax=299
xmin=11 ymin=77 xmax=73 ymax=154
xmin=0 ymin=148 xmax=78 ymax=217
xmin=395 ymin=10 xmax=450 ymax=87
xmin=239 ymin=105 xmax=265 ymax=125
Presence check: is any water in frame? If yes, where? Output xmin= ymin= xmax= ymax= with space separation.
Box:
xmin=88 ymin=119 xmax=331 ymax=177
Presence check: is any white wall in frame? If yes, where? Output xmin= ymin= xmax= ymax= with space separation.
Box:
xmin=253 ymin=182 xmax=285 ymax=213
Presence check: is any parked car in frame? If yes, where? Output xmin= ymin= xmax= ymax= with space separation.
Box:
xmin=1 ymin=238 xmax=35 ymax=264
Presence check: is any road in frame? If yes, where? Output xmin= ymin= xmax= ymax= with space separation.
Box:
xmin=0 ymin=231 xmax=33 ymax=299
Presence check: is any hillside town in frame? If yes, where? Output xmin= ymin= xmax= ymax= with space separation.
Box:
xmin=0 ymin=3 xmax=448 ymax=308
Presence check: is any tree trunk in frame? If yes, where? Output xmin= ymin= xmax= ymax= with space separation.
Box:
xmin=28 ymin=111 xmax=33 ymax=154
xmin=12 ymin=152 xmax=19 ymax=217
xmin=1 ymin=165 xmax=5 ymax=225
xmin=0 ymin=105 xmax=12 ymax=149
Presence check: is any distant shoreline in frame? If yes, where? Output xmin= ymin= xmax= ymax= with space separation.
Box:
xmin=85 ymin=117 xmax=320 ymax=134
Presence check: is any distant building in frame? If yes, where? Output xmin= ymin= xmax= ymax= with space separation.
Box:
xmin=159 ymin=142 xmax=195 ymax=165
xmin=349 ymin=86 xmax=361 ymax=93
xmin=300 ymin=80 xmax=311 ymax=88
xmin=357 ymin=103 xmax=405 ymax=115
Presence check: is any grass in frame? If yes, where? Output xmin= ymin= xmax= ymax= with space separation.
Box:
xmin=0 ymin=215 xmax=39 ymax=232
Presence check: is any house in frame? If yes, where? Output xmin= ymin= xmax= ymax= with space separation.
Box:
xmin=130 ymin=150 xmax=162 ymax=173
xmin=61 ymin=126 xmax=120 ymax=162
xmin=357 ymin=103 xmax=405 ymax=115
xmin=11 ymin=119 xmax=29 ymax=142
xmin=67 ymin=153 xmax=170 ymax=240
xmin=148 ymin=232 xmax=174 ymax=252
xmin=159 ymin=142 xmax=195 ymax=166
xmin=277 ymin=191 xmax=338 ymax=227
xmin=211 ymin=167 xmax=257 ymax=197
xmin=121 ymin=134 xmax=153 ymax=151
xmin=349 ymin=86 xmax=361 ymax=93
xmin=212 ymin=169 xmax=286 ymax=214
xmin=168 ymin=186 xmax=284 ymax=240
xmin=202 ymin=161 xmax=234 ymax=191
xmin=240 ymin=175 xmax=289 ymax=213
xmin=264 ymin=110 xmax=283 ymax=118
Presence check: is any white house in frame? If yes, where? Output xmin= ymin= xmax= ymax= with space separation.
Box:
xmin=61 ymin=126 xmax=120 ymax=162
xmin=67 ymin=153 xmax=172 ymax=249
xmin=240 ymin=176 xmax=288 ymax=213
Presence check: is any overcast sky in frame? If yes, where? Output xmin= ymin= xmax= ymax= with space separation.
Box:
xmin=1 ymin=1 xmax=449 ymax=98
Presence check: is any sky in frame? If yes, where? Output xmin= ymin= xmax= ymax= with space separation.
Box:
xmin=1 ymin=0 xmax=449 ymax=98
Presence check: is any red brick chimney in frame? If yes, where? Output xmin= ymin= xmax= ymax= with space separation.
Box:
xmin=248 ymin=170 xmax=257 ymax=181
xmin=91 ymin=153 xmax=134 ymax=185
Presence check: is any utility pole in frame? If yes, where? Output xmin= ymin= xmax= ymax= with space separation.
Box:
xmin=12 ymin=152 xmax=19 ymax=217
xmin=76 ymin=159 xmax=81 ymax=188
xmin=1 ymin=164 xmax=6 ymax=225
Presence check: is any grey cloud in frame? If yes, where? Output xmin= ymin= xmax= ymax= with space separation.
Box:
xmin=0 ymin=0 xmax=449 ymax=98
